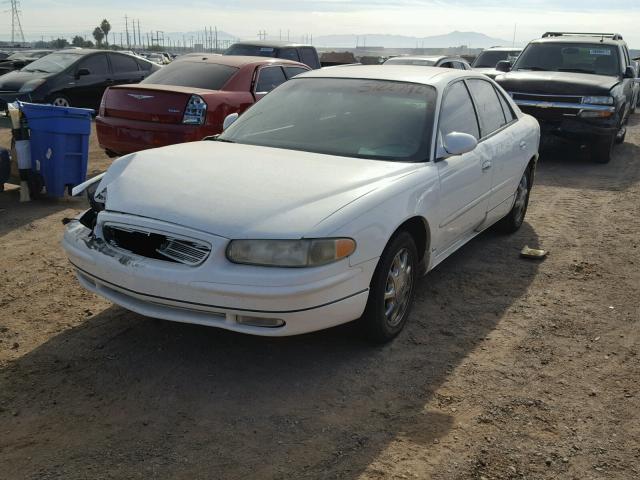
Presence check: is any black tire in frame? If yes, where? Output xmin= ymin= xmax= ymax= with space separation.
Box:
xmin=592 ymin=134 xmax=615 ymax=164
xmin=495 ymin=166 xmax=532 ymax=234
xmin=360 ymin=231 xmax=418 ymax=343
xmin=48 ymin=95 xmax=71 ymax=108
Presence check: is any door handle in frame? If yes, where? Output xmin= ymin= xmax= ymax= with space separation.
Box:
xmin=519 ymin=141 xmax=527 ymax=150
xmin=482 ymin=160 xmax=492 ymax=171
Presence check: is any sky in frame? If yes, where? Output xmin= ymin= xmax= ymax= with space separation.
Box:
xmin=4 ymin=0 xmax=640 ymax=48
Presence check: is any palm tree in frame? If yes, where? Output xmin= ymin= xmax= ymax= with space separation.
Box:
xmin=92 ymin=27 xmax=104 ymax=46
xmin=100 ymin=19 xmax=111 ymax=46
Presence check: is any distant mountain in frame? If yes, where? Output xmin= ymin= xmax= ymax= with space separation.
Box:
xmin=315 ymin=31 xmax=513 ymax=49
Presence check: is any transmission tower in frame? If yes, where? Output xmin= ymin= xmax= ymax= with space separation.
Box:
xmin=9 ymin=0 xmax=26 ymax=44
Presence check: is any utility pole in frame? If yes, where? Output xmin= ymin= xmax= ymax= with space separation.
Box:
xmin=124 ymin=15 xmax=130 ymax=49
xmin=10 ymin=0 xmax=26 ymax=44
xmin=215 ymin=26 xmax=218 ymax=51
xmin=132 ymin=20 xmax=136 ymax=48
xmin=138 ymin=20 xmax=142 ymax=48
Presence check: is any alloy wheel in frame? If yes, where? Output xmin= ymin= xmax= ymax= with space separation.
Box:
xmin=513 ymin=173 xmax=529 ymax=224
xmin=383 ymin=248 xmax=414 ymax=328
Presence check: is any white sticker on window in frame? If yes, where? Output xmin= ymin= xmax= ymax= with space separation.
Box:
xmin=589 ymin=49 xmax=611 ymax=56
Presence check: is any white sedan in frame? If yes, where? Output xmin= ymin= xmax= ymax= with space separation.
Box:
xmin=63 ymin=66 xmax=540 ymax=342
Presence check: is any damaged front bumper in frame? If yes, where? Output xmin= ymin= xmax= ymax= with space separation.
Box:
xmin=62 ymin=211 xmax=373 ymax=336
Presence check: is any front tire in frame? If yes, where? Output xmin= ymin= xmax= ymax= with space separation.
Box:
xmin=495 ymin=167 xmax=531 ymax=234
xmin=592 ymin=134 xmax=615 ymax=164
xmin=360 ymin=231 xmax=418 ymax=343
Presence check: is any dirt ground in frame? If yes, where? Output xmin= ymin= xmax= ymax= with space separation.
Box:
xmin=0 ymin=116 xmax=638 ymax=480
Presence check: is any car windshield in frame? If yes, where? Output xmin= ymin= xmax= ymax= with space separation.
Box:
xmin=514 ymin=43 xmax=621 ymax=76
xmin=225 ymin=45 xmax=278 ymax=57
xmin=472 ymin=50 xmax=520 ymax=68
xmin=385 ymin=57 xmax=436 ymax=66
xmin=21 ymin=52 xmax=81 ymax=73
xmin=141 ymin=61 xmax=238 ymax=90
xmin=219 ymin=78 xmax=437 ymax=162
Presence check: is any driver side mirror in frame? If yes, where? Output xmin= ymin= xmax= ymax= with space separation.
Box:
xmin=623 ymin=65 xmax=636 ymax=79
xmin=436 ymin=132 xmax=478 ymax=161
xmin=76 ymin=68 xmax=90 ymax=78
xmin=222 ymin=112 xmax=239 ymax=130
xmin=495 ymin=60 xmax=512 ymax=73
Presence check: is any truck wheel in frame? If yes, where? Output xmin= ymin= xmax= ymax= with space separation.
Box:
xmin=360 ymin=231 xmax=418 ymax=343
xmin=592 ymin=135 xmax=615 ymax=164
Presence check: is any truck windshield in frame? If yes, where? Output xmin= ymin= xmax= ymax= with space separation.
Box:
xmin=219 ymin=78 xmax=437 ymax=162
xmin=225 ymin=45 xmax=278 ymax=58
xmin=472 ymin=50 xmax=520 ymax=68
xmin=514 ymin=43 xmax=621 ymax=76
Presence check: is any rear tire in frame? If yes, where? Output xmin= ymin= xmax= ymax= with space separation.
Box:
xmin=495 ymin=167 xmax=531 ymax=234
xmin=360 ymin=231 xmax=418 ymax=343
xmin=592 ymin=134 xmax=615 ymax=164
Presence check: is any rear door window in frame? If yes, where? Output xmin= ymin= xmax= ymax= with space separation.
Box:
xmin=284 ymin=66 xmax=309 ymax=79
xmin=439 ymin=81 xmax=480 ymax=139
xmin=77 ymin=54 xmax=109 ymax=75
xmin=110 ymin=53 xmax=140 ymax=73
xmin=496 ymin=87 xmax=516 ymax=123
xmin=255 ymin=66 xmax=287 ymax=93
xmin=466 ymin=79 xmax=507 ymax=137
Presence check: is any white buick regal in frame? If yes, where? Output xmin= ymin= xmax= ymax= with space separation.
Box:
xmin=64 ymin=66 xmax=540 ymax=342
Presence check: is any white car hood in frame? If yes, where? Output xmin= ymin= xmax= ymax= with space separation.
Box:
xmin=100 ymin=141 xmax=420 ymax=239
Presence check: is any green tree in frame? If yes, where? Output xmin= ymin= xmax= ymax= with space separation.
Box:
xmin=72 ymin=35 xmax=85 ymax=47
xmin=100 ymin=19 xmax=111 ymax=46
xmin=52 ymin=38 xmax=69 ymax=49
xmin=92 ymin=26 xmax=105 ymax=46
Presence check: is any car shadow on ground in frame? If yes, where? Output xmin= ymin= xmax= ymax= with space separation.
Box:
xmin=534 ymin=117 xmax=640 ymax=192
xmin=0 ymin=222 xmax=541 ymax=479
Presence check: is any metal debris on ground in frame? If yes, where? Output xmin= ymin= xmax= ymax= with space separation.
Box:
xmin=520 ymin=245 xmax=548 ymax=259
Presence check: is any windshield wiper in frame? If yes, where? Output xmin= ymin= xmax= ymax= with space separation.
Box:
xmin=558 ymin=68 xmax=596 ymax=74
xmin=214 ymin=137 xmax=234 ymax=143
xmin=23 ymin=68 xmax=50 ymax=73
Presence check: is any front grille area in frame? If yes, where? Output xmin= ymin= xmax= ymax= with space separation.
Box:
xmin=102 ymin=224 xmax=211 ymax=266
xmin=519 ymin=105 xmax=577 ymax=121
xmin=511 ymin=92 xmax=583 ymax=103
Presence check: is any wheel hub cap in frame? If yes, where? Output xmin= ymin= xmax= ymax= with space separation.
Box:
xmin=384 ymin=248 xmax=413 ymax=328
xmin=514 ymin=174 xmax=529 ymax=223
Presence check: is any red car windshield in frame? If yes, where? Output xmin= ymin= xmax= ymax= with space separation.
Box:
xmin=141 ymin=61 xmax=238 ymax=90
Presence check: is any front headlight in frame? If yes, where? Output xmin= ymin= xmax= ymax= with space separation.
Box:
xmin=18 ymin=79 xmax=46 ymax=93
xmin=582 ymin=96 xmax=614 ymax=105
xmin=226 ymin=238 xmax=356 ymax=267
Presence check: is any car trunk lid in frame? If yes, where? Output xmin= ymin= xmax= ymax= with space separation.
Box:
xmin=103 ymin=84 xmax=214 ymax=124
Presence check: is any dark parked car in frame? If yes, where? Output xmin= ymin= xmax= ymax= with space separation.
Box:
xmin=225 ymin=41 xmax=321 ymax=69
xmin=96 ymin=55 xmax=310 ymax=156
xmin=383 ymin=55 xmax=471 ymax=69
xmin=495 ymin=32 xmax=637 ymax=163
xmin=0 ymin=50 xmax=52 ymax=75
xmin=472 ymin=47 xmax=522 ymax=79
xmin=0 ymin=49 xmax=160 ymax=111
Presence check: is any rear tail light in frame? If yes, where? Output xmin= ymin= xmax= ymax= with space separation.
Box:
xmin=182 ymin=95 xmax=207 ymax=125
xmin=98 ymin=89 xmax=108 ymax=116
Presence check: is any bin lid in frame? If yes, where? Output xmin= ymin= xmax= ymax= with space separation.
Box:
xmin=17 ymin=101 xmax=94 ymax=119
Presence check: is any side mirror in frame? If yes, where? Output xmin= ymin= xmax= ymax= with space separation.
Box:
xmin=436 ymin=132 xmax=478 ymax=161
xmin=76 ymin=68 xmax=90 ymax=78
xmin=623 ymin=65 xmax=636 ymax=79
xmin=222 ymin=112 xmax=239 ymax=130
xmin=495 ymin=60 xmax=512 ymax=73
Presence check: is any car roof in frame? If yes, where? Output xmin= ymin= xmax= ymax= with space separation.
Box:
xmin=482 ymin=46 xmax=523 ymax=51
xmin=299 ymin=65 xmax=480 ymax=87
xmin=176 ymin=54 xmax=306 ymax=68
xmin=388 ymin=55 xmax=446 ymax=62
xmin=532 ymin=36 xmax=624 ymax=46
xmin=230 ymin=40 xmax=313 ymax=48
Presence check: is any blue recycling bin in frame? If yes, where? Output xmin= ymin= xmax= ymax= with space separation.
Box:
xmin=18 ymin=102 xmax=94 ymax=197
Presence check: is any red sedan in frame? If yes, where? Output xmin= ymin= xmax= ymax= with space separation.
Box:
xmin=96 ymin=55 xmax=310 ymax=156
